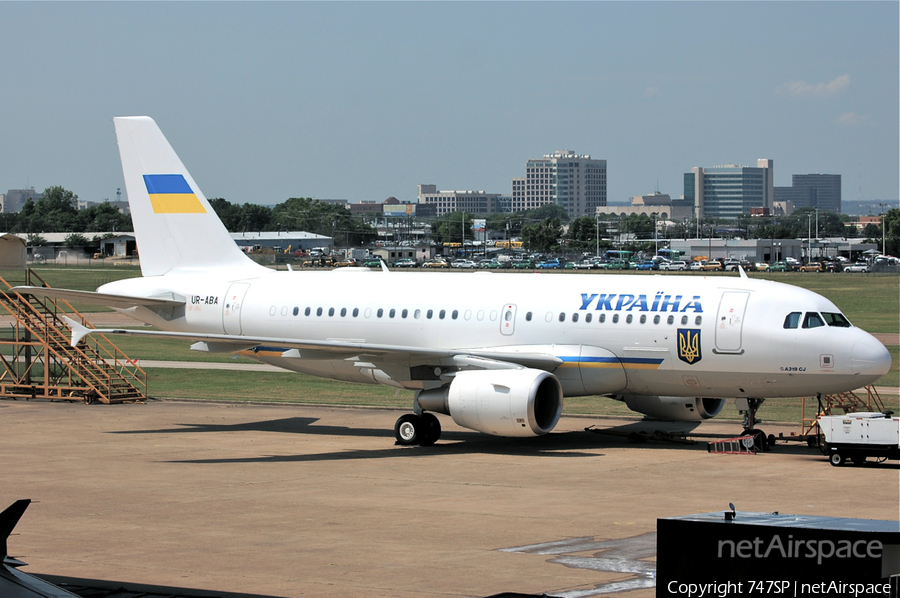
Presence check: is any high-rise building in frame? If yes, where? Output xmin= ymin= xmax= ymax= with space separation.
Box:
xmin=512 ymin=150 xmax=606 ymax=218
xmin=683 ymin=160 xmax=774 ymax=219
xmin=2 ymin=188 xmax=40 ymax=213
xmin=774 ymin=174 xmax=841 ymax=213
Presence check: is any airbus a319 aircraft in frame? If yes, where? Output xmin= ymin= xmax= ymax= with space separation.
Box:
xmin=19 ymin=117 xmax=891 ymax=447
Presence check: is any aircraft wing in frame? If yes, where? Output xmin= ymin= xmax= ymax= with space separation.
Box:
xmin=12 ymin=286 xmax=184 ymax=310
xmin=61 ymin=317 xmax=563 ymax=372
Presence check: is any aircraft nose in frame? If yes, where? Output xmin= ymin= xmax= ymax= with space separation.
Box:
xmin=851 ymin=336 xmax=892 ymax=378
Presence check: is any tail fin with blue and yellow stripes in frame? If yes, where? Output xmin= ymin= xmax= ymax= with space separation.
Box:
xmin=114 ymin=116 xmax=266 ymax=277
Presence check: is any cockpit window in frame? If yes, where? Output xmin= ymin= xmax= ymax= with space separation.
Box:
xmin=802 ymin=312 xmax=825 ymax=329
xmin=822 ymin=312 xmax=851 ymax=328
xmin=783 ymin=312 xmax=802 ymax=329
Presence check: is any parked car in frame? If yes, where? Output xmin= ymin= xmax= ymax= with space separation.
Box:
xmin=844 ymin=262 xmax=870 ymax=273
xmin=393 ymin=258 xmax=418 ymax=268
xmin=722 ymin=259 xmax=742 ymax=272
xmin=689 ymin=261 xmax=703 ymax=271
xmin=573 ymin=260 xmax=596 ymax=270
xmin=536 ymin=258 xmax=563 ymax=269
xmin=635 ymin=260 xmax=659 ymax=271
xmin=768 ymin=261 xmax=792 ymax=272
xmin=699 ymin=260 xmax=724 ymax=271
xmin=753 ymin=262 xmax=770 ymax=272
xmin=362 ymin=259 xmax=384 ymax=268
xmin=334 ymin=258 xmax=357 ymax=267
xmin=605 ymin=259 xmax=632 ymax=270
xmin=798 ymin=262 xmax=822 ymax=273
xmin=510 ymin=259 xmax=533 ymax=269
xmin=478 ymin=259 xmax=503 ymax=269
xmin=659 ymin=260 xmax=688 ymax=271
xmin=423 ymin=259 xmax=451 ymax=269
xmin=451 ymin=259 xmax=478 ymax=269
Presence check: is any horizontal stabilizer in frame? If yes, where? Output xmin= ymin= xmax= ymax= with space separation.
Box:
xmin=12 ymin=287 xmax=184 ymax=310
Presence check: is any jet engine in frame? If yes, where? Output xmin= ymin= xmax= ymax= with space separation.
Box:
xmin=417 ymin=368 xmax=563 ymax=437
xmin=617 ymin=395 xmax=726 ymax=421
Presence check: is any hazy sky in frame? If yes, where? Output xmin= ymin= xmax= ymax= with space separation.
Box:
xmin=1 ymin=2 xmax=897 ymax=208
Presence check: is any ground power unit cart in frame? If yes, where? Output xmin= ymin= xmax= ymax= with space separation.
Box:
xmin=819 ymin=411 xmax=900 ymax=466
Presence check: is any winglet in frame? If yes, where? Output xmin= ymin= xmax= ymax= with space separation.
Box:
xmin=1 ymin=499 xmax=30 ymax=560
xmin=738 ymin=265 xmax=748 ymax=279
xmin=380 ymin=259 xmax=390 ymax=273
xmin=61 ymin=316 xmax=92 ymax=347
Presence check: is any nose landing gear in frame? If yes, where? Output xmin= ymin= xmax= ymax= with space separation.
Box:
xmin=736 ymin=398 xmax=770 ymax=452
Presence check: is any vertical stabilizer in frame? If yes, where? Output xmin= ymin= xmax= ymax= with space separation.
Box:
xmin=1 ymin=500 xmax=30 ymax=560
xmin=114 ymin=116 xmax=267 ymax=277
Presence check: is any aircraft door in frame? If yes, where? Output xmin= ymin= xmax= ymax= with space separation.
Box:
xmin=500 ymin=304 xmax=517 ymax=336
xmin=223 ymin=282 xmax=251 ymax=335
xmin=715 ymin=291 xmax=749 ymax=353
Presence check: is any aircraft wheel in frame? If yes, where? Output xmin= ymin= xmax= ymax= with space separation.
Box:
xmin=394 ymin=414 xmax=423 ymax=446
xmin=419 ymin=412 xmax=442 ymax=446
xmin=829 ymin=452 xmax=845 ymax=467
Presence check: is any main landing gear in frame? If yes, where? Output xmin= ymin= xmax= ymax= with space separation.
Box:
xmin=736 ymin=398 xmax=772 ymax=452
xmin=394 ymin=412 xmax=442 ymax=446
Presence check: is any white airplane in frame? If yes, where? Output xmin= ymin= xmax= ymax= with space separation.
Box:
xmin=18 ymin=117 xmax=892 ymax=446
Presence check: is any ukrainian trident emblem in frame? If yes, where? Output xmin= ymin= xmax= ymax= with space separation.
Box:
xmin=677 ymin=329 xmax=702 ymax=365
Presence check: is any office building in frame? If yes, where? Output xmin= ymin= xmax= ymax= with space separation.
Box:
xmin=774 ymin=174 xmax=841 ymax=213
xmin=683 ymin=160 xmax=774 ymax=219
xmin=417 ymin=184 xmax=503 ymax=216
xmin=512 ymin=150 xmax=607 ymax=218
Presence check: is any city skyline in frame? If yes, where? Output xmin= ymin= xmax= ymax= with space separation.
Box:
xmin=1 ymin=2 xmax=897 ymax=209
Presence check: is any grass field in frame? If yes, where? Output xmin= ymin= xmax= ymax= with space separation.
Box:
xmin=7 ymin=264 xmax=898 ymax=423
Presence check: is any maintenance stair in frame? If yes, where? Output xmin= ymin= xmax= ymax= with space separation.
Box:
xmin=0 ymin=269 xmax=147 ymax=404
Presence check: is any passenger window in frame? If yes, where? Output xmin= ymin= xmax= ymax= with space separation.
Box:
xmin=305 ymin=307 xmax=311 ymax=316
xmin=452 ymin=310 xmax=458 ymax=320
xmin=599 ymin=313 xmax=606 ymax=323
xmin=681 ymin=315 xmax=688 ymax=325
xmin=585 ymin=313 xmax=592 ymax=323
xmin=612 ymin=314 xmax=619 ymax=323
xmin=803 ymin=312 xmax=825 ymax=329
xmin=626 ymin=314 xmax=633 ymax=324
xmin=293 ymin=307 xmax=299 ymax=316
xmin=414 ymin=309 xmax=421 ymax=319
xmin=439 ymin=309 xmax=446 ymax=319
xmin=364 ymin=308 xmax=372 ymax=318
xmin=389 ymin=309 xmax=396 ymax=318
xmin=427 ymin=309 xmax=433 ymax=319
xmin=402 ymin=309 xmax=408 ymax=319
xmin=352 ymin=308 xmax=359 ymax=317
xmin=653 ymin=315 xmax=660 ymax=324
xmin=377 ymin=308 xmax=383 ymax=318
xmin=281 ymin=306 xmax=288 ymax=316
xmin=525 ymin=312 xmax=532 ymax=321
xmin=340 ymin=308 xmax=347 ymax=317
xmin=559 ymin=312 xmax=566 ymax=322
xmin=464 ymin=310 xmax=471 ymax=320
xmin=490 ymin=311 xmax=498 ymax=321
xmin=572 ymin=313 xmax=579 ymax=323
xmin=667 ymin=315 xmax=674 ymax=325
xmin=783 ymin=312 xmax=801 ymax=329
xmin=545 ymin=312 xmax=553 ymax=322
xmin=269 ymin=306 xmax=276 ymax=316
xmin=316 ymin=307 xmax=323 ymax=317
xmin=328 ymin=307 xmax=335 ymax=317
xmin=476 ymin=310 xmax=483 ymax=321
xmin=695 ymin=316 xmax=702 ymax=325
xmin=823 ymin=312 xmax=851 ymax=327
xmin=639 ymin=315 xmax=646 ymax=324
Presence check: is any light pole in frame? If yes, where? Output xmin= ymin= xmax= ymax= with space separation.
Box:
xmin=879 ymin=203 xmax=888 ymax=255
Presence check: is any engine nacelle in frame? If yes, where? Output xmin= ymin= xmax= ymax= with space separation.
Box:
xmin=619 ymin=395 xmax=726 ymax=421
xmin=418 ymin=369 xmax=563 ymax=437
